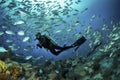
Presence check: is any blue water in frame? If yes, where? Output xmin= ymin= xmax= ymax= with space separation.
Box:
xmin=0 ymin=0 xmax=120 ymax=61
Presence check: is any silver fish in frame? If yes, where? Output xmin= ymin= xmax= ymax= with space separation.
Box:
xmin=23 ymin=37 xmax=30 ymax=42
xmin=0 ymin=47 xmax=8 ymax=52
xmin=17 ymin=30 xmax=25 ymax=36
xmin=5 ymin=30 xmax=15 ymax=35
xmin=14 ymin=20 xmax=24 ymax=25
xmin=0 ymin=31 xmax=4 ymax=36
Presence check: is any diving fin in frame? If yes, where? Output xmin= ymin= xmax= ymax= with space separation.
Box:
xmin=72 ymin=36 xmax=86 ymax=47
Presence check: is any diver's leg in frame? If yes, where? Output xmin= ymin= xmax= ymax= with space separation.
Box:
xmin=61 ymin=45 xmax=73 ymax=50
xmin=52 ymin=44 xmax=63 ymax=49
xmin=54 ymin=36 xmax=86 ymax=50
xmin=58 ymin=36 xmax=86 ymax=51
xmin=50 ymin=36 xmax=86 ymax=55
xmin=50 ymin=48 xmax=61 ymax=56
xmin=52 ymin=43 xmax=74 ymax=50
xmin=51 ymin=45 xmax=76 ymax=56
xmin=55 ymin=46 xmax=74 ymax=55
xmin=72 ymin=36 xmax=86 ymax=47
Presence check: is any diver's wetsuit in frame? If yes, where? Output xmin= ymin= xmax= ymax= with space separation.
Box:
xmin=36 ymin=32 xmax=86 ymax=56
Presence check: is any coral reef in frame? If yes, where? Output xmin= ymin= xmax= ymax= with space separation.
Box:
xmin=0 ymin=60 xmax=7 ymax=73
xmin=1 ymin=48 xmax=120 ymax=80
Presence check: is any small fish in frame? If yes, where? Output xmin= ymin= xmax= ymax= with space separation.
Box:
xmin=75 ymin=0 xmax=81 ymax=4
xmin=24 ymin=48 xmax=29 ymax=51
xmin=87 ymin=42 xmax=102 ymax=57
xmin=25 ymin=56 xmax=32 ymax=60
xmin=2 ymin=26 xmax=7 ymax=29
xmin=67 ymin=28 xmax=72 ymax=32
xmin=46 ymin=1 xmax=52 ymax=4
xmin=81 ymin=8 xmax=88 ymax=13
xmin=17 ymin=30 xmax=25 ymax=36
xmin=102 ymin=24 xmax=109 ymax=30
xmin=8 ymin=44 xmax=19 ymax=51
xmin=23 ymin=37 xmax=30 ymax=42
xmin=6 ymin=39 xmax=13 ymax=43
xmin=74 ymin=20 xmax=79 ymax=26
xmin=112 ymin=34 xmax=119 ymax=40
xmin=0 ymin=31 xmax=4 ymax=36
xmin=14 ymin=20 xmax=24 ymax=25
xmin=5 ymin=30 xmax=15 ymax=35
xmin=0 ymin=47 xmax=8 ymax=52
xmin=111 ymin=20 xmax=113 ymax=24
xmin=90 ymin=15 xmax=96 ymax=21
xmin=16 ymin=0 xmax=23 ymax=2
xmin=39 ymin=69 xmax=43 ymax=74
xmin=75 ymin=33 xmax=82 ymax=39
xmin=35 ymin=56 xmax=44 ymax=60
xmin=85 ymin=26 xmax=92 ymax=34
xmin=18 ymin=8 xmax=30 ymax=15
xmin=55 ymin=30 xmax=61 ymax=33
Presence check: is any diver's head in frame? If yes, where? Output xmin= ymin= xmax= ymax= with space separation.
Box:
xmin=36 ymin=32 xmax=41 ymax=39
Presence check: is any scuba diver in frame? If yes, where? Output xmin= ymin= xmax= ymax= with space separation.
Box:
xmin=35 ymin=32 xmax=86 ymax=56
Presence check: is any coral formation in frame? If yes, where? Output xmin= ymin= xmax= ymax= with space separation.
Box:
xmin=0 ymin=46 xmax=119 ymax=80
xmin=0 ymin=60 xmax=7 ymax=73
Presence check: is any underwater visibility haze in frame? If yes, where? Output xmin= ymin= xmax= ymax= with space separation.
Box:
xmin=0 ymin=0 xmax=120 ymax=80
xmin=0 ymin=0 xmax=120 ymax=63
